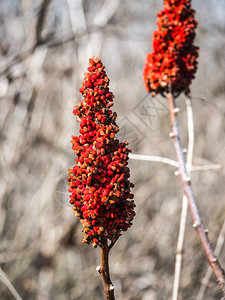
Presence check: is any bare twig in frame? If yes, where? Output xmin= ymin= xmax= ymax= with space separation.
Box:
xmin=129 ymin=153 xmax=178 ymax=167
xmin=0 ymin=267 xmax=23 ymax=300
xmin=172 ymin=96 xmax=194 ymax=300
xmin=97 ymin=239 xmax=115 ymax=300
xmin=185 ymin=96 xmax=194 ymax=178
xmin=167 ymin=91 xmax=225 ymax=297
xmin=191 ymin=164 xmax=221 ymax=171
xmin=129 ymin=153 xmax=221 ymax=172
xmin=197 ymin=219 xmax=225 ymax=300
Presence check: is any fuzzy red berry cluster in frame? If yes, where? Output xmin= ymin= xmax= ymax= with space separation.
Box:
xmin=68 ymin=57 xmax=135 ymax=248
xmin=143 ymin=0 xmax=199 ymax=97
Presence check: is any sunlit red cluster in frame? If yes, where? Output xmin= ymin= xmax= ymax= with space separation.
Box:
xmin=143 ymin=0 xmax=199 ymax=97
xmin=68 ymin=57 xmax=135 ymax=248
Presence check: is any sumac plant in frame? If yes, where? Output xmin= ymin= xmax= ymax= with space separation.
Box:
xmin=143 ymin=0 xmax=199 ymax=98
xmin=68 ymin=57 xmax=135 ymax=299
xmin=143 ymin=0 xmax=225 ymax=298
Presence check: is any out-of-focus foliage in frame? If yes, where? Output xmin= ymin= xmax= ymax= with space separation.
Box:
xmin=0 ymin=0 xmax=225 ymax=299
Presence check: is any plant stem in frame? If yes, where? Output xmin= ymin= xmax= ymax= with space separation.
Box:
xmin=172 ymin=97 xmax=194 ymax=300
xmin=197 ymin=218 xmax=225 ymax=300
xmin=99 ymin=239 xmax=115 ymax=300
xmin=167 ymin=91 xmax=225 ymax=297
xmin=172 ymin=195 xmax=188 ymax=300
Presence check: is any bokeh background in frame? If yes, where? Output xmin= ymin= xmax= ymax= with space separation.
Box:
xmin=0 ymin=0 xmax=225 ymax=299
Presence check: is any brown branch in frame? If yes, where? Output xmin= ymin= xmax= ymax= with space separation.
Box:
xmin=197 ymin=218 xmax=225 ymax=300
xmin=167 ymin=91 xmax=225 ymax=297
xmin=98 ymin=239 xmax=115 ymax=300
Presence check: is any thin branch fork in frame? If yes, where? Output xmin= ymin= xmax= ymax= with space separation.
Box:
xmin=97 ymin=239 xmax=115 ymax=300
xmin=167 ymin=91 xmax=225 ymax=296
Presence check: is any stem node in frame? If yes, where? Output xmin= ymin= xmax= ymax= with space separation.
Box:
xmin=174 ymin=108 xmax=180 ymax=114
xmin=193 ymin=223 xmax=200 ymax=228
xmin=169 ymin=132 xmax=176 ymax=138
xmin=185 ymin=176 xmax=191 ymax=183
